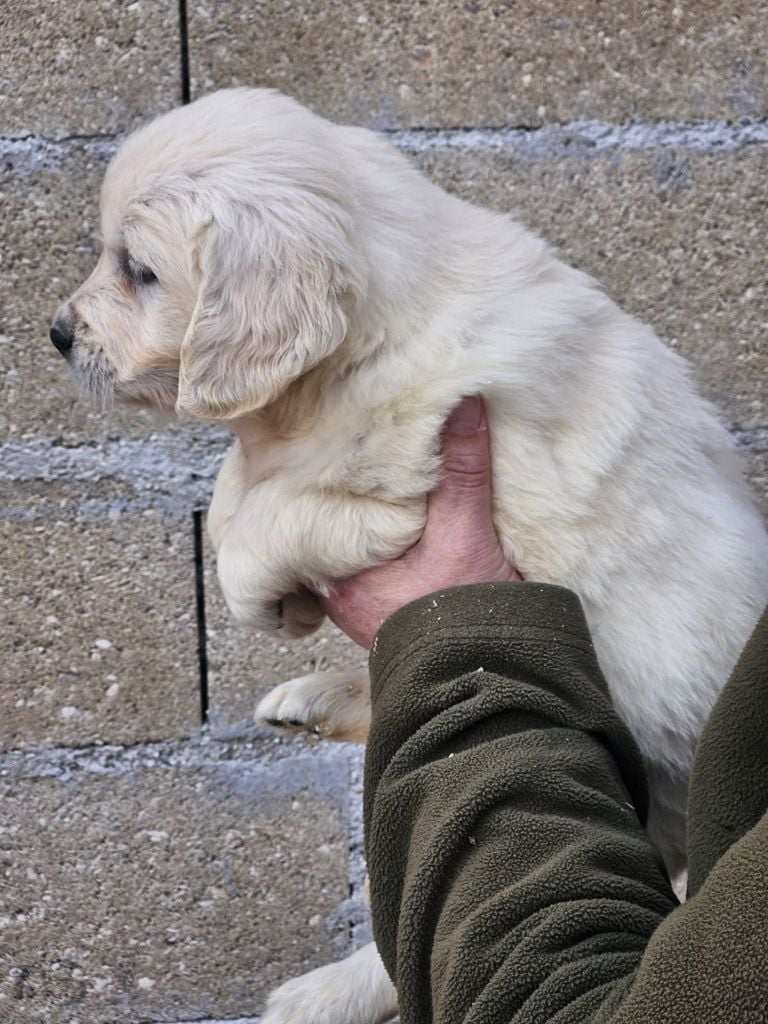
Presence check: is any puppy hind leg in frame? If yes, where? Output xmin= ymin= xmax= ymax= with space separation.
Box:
xmin=256 ymin=669 xmax=372 ymax=744
xmin=645 ymin=764 xmax=690 ymax=901
xmin=262 ymin=942 xmax=398 ymax=1024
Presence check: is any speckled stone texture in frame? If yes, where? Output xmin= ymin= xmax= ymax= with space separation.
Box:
xmin=1 ymin=0 xmax=180 ymax=138
xmin=406 ymin=142 xmax=768 ymax=430
xmin=188 ymin=0 xmax=767 ymax=128
xmin=1 ymin=3 xmax=767 ymax=1021
xmin=204 ymin=546 xmax=366 ymax=738
xmin=0 ymin=509 xmax=200 ymax=749
xmin=0 ymin=742 xmax=351 ymax=1023
xmin=742 ymin=432 xmax=768 ymax=517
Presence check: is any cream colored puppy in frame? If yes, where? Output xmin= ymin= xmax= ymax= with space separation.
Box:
xmin=52 ymin=89 xmax=768 ymax=1024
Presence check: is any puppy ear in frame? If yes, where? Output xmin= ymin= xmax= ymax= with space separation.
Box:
xmin=176 ymin=208 xmax=353 ymax=420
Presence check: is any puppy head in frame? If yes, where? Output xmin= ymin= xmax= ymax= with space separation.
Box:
xmin=51 ymin=89 xmax=365 ymax=419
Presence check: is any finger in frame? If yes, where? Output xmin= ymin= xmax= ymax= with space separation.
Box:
xmin=422 ymin=396 xmax=494 ymax=544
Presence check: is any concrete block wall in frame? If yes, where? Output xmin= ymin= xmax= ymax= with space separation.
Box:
xmin=1 ymin=2 xmax=766 ymax=1022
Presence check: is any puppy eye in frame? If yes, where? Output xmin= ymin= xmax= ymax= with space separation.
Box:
xmin=120 ymin=250 xmax=157 ymax=287
xmin=132 ymin=262 xmax=157 ymax=286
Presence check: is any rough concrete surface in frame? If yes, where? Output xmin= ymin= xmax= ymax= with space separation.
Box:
xmin=0 ymin=509 xmax=200 ymax=750
xmin=189 ymin=0 xmax=767 ymax=129
xmin=0 ymin=137 xmax=186 ymax=446
xmin=0 ymin=428 xmax=228 ymax=523
xmin=1 ymin=0 xmax=180 ymax=138
xmin=172 ymin=1019 xmax=261 ymax=1024
xmin=0 ymin=742 xmax=351 ymax=1023
xmin=406 ymin=142 xmax=768 ymax=429
xmin=204 ymin=548 xmax=366 ymax=739
xmin=740 ymin=429 xmax=768 ymax=517
xmin=2 ymin=2 xmax=767 ymax=1021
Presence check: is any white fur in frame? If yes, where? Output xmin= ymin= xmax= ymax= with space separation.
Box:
xmin=261 ymin=943 xmax=397 ymax=1024
xmin=56 ymin=88 xmax=768 ymax=1024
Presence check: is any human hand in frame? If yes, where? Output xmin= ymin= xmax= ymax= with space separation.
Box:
xmin=322 ymin=396 xmax=522 ymax=648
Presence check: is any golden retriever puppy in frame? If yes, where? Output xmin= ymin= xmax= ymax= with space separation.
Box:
xmin=51 ymin=89 xmax=768 ymax=1024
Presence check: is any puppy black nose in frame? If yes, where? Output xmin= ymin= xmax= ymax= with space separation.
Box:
xmin=50 ymin=320 xmax=75 ymax=356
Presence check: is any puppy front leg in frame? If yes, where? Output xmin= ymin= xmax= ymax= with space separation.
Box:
xmin=216 ymin=481 xmax=424 ymax=632
xmin=216 ymin=483 xmax=423 ymax=739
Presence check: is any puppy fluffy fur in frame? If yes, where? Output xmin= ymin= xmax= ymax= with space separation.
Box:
xmin=56 ymin=89 xmax=768 ymax=1024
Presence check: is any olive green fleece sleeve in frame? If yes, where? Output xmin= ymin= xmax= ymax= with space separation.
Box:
xmin=604 ymin=604 xmax=768 ymax=1022
xmin=363 ymin=582 xmax=677 ymax=1024
xmin=686 ymin=605 xmax=768 ymax=896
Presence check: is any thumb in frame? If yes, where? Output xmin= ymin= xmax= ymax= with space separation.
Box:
xmin=423 ymin=396 xmax=493 ymax=541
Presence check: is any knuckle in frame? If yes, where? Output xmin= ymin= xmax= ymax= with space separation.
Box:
xmin=442 ymin=455 xmax=490 ymax=484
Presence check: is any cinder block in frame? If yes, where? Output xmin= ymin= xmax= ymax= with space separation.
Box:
xmin=0 ymin=138 xmax=181 ymax=445
xmin=204 ymin=549 xmax=365 ymax=738
xmin=741 ymin=432 xmax=768 ymax=518
xmin=0 ymin=744 xmax=351 ymax=1022
xmin=1 ymin=0 xmax=180 ymax=138
xmin=407 ymin=143 xmax=768 ymax=429
xmin=0 ymin=505 xmax=201 ymax=749
xmin=188 ymin=0 xmax=767 ymax=128
xmin=0 ymin=429 xmax=227 ymax=521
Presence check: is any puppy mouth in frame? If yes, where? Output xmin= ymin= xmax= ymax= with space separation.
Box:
xmin=114 ymin=362 xmax=181 ymax=411
xmin=60 ymin=330 xmax=181 ymax=412
xmin=69 ymin=346 xmax=117 ymax=409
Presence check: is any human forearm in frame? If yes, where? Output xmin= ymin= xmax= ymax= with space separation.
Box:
xmin=364 ymin=582 xmax=676 ymax=1023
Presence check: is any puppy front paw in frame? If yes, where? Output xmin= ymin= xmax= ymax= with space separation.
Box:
xmin=261 ymin=944 xmax=397 ymax=1024
xmin=256 ymin=670 xmax=371 ymax=744
xmin=218 ymin=572 xmax=324 ymax=637
xmin=225 ymin=595 xmax=285 ymax=632
xmin=282 ymin=586 xmax=326 ymax=638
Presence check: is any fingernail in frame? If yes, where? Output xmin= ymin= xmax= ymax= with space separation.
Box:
xmin=446 ymin=396 xmax=483 ymax=434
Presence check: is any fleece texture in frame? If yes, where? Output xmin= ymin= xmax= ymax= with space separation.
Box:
xmin=364 ymin=583 xmax=768 ymax=1023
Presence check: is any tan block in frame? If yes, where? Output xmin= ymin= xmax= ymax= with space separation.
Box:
xmin=1 ymin=0 xmax=180 ymax=138
xmin=0 ymin=746 xmax=350 ymax=1022
xmin=189 ymin=0 xmax=767 ymax=128
xmin=204 ymin=549 xmax=365 ymax=737
xmin=0 ymin=507 xmax=200 ymax=749
xmin=408 ymin=143 xmax=768 ymax=428
xmin=0 ymin=139 xmax=183 ymax=444
xmin=742 ymin=432 xmax=768 ymax=519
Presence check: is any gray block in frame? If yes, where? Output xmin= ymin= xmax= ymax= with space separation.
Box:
xmin=188 ymin=0 xmax=767 ymax=129
xmin=0 ymin=743 xmax=351 ymax=1022
xmin=740 ymin=430 xmax=768 ymax=518
xmin=0 ymin=428 xmax=228 ymax=522
xmin=406 ymin=141 xmax=768 ymax=429
xmin=0 ymin=505 xmax=201 ymax=749
xmin=1 ymin=0 xmax=181 ymax=138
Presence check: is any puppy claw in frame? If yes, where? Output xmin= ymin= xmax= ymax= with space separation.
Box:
xmin=255 ymin=670 xmax=372 ymax=745
xmin=260 ymin=713 xmax=319 ymax=734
